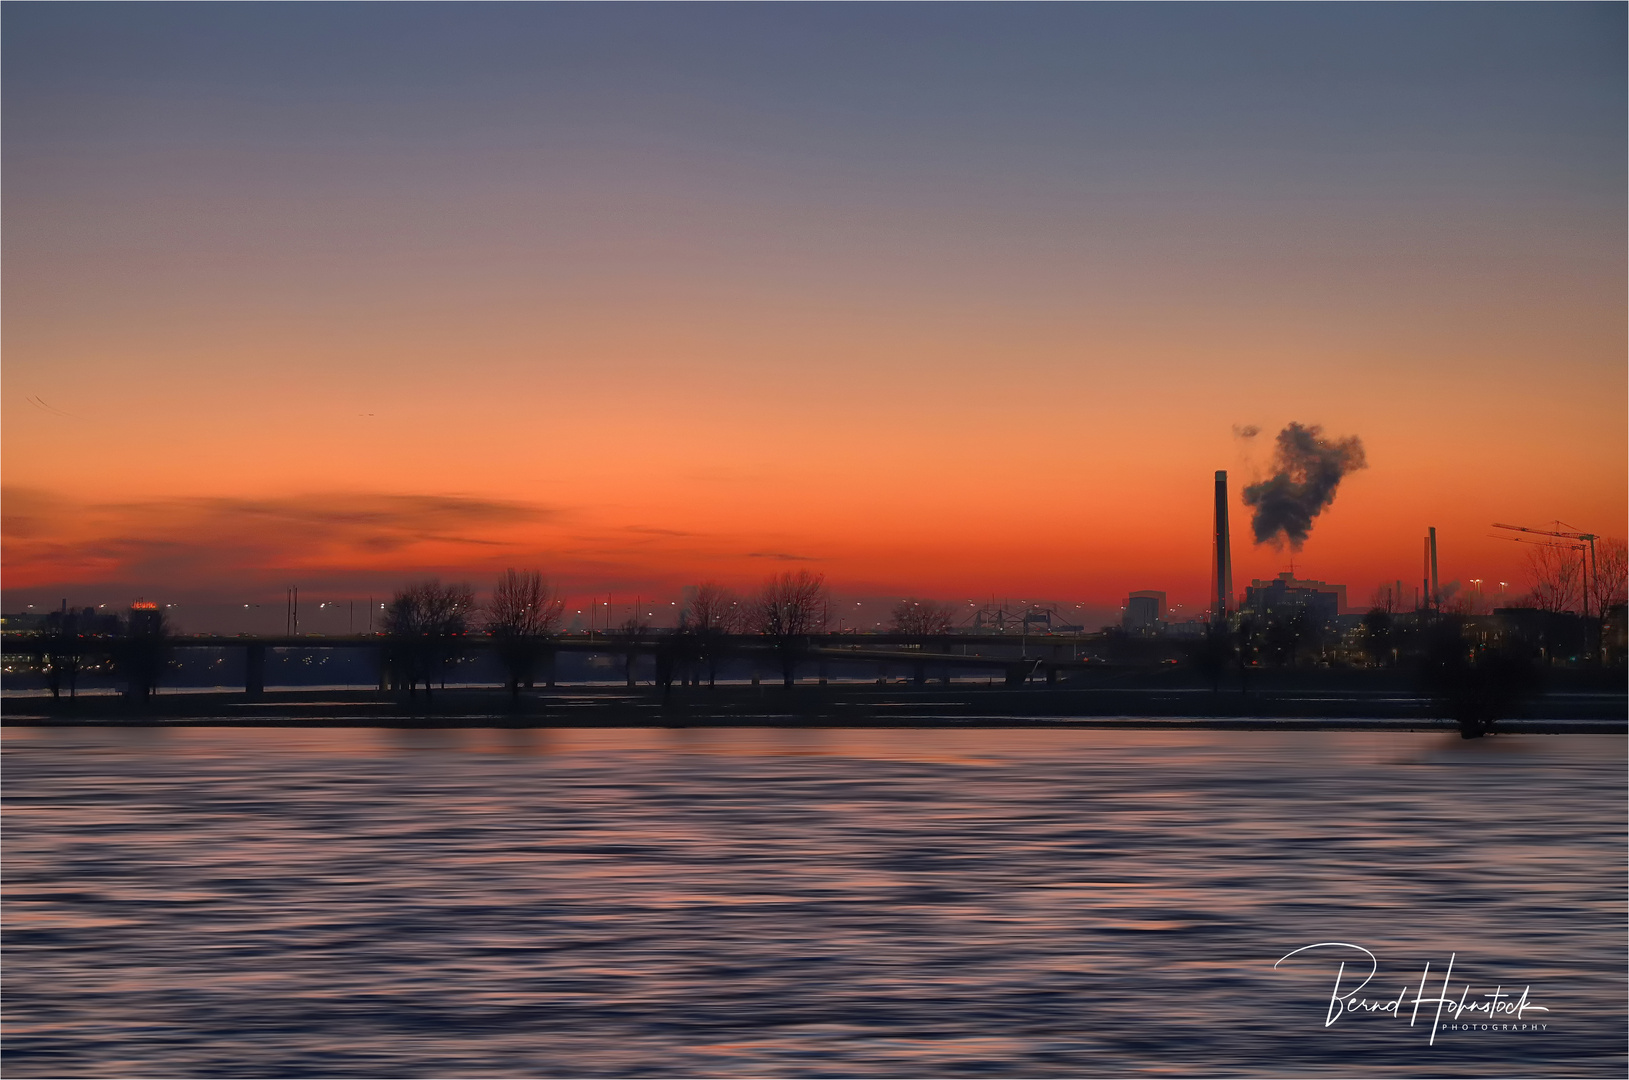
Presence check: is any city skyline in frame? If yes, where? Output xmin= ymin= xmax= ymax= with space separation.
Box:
xmin=5 ymin=5 xmax=1624 ymax=624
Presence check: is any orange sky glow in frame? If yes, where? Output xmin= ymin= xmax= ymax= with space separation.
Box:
xmin=4 ymin=7 xmax=1624 ymax=629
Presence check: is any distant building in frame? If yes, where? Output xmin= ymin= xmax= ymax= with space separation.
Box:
xmin=0 ymin=605 xmax=120 ymax=636
xmin=127 ymin=601 xmax=165 ymax=636
xmin=0 ymin=611 xmax=52 ymax=633
xmin=1122 ymin=590 xmax=1167 ymax=635
xmin=1165 ymin=618 xmax=1210 ymax=639
xmin=1243 ymin=573 xmax=1348 ymax=623
xmin=51 ymin=606 xmax=121 ymax=636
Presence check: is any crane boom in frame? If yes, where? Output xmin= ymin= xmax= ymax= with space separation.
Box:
xmin=1492 ymin=522 xmax=1597 ymax=541
xmin=1492 ymin=523 xmax=1598 ymax=621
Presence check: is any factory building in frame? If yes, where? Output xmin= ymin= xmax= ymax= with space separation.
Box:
xmin=1122 ymin=590 xmax=1167 ymax=635
xmin=1243 ymin=573 xmax=1349 ymax=622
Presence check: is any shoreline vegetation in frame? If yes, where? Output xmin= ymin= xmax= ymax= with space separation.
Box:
xmin=7 ymin=567 xmax=1625 ymax=738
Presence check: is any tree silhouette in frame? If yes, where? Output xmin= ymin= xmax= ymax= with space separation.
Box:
xmin=685 ymin=582 xmax=741 ymax=687
xmin=384 ymin=579 xmax=475 ymax=701
xmin=1589 ymin=537 xmax=1626 ymax=621
xmin=42 ymin=609 xmax=85 ymax=700
xmin=1524 ymin=543 xmax=1585 ymax=614
xmin=484 ymin=569 xmax=564 ymax=701
xmin=611 ymin=608 xmax=650 ymax=687
xmin=1418 ymin=617 xmax=1542 ymax=739
xmin=1361 ymin=608 xmax=1394 ymax=667
xmin=749 ymin=570 xmax=829 ymax=687
xmin=888 ymin=598 xmax=957 ymax=636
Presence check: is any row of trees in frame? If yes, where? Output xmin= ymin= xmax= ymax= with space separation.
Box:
xmin=27 ymin=571 xmax=967 ymax=702
xmin=386 ymin=570 xmax=959 ymax=698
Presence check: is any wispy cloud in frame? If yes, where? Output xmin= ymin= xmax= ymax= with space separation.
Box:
xmin=624 ymin=525 xmax=692 ymax=537
xmin=2 ymin=488 xmax=559 ymax=589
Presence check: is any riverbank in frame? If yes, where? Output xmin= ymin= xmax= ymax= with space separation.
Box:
xmin=4 ymin=682 xmax=1623 ymax=731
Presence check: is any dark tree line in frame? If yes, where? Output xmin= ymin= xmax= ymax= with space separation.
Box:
xmin=486 ymin=570 xmax=564 ymax=699
xmin=378 ymin=568 xmax=842 ymax=699
xmin=382 ymin=580 xmax=476 ymax=700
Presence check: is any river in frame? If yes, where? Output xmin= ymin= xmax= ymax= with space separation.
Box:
xmin=5 ymin=725 xmax=1623 ymax=1076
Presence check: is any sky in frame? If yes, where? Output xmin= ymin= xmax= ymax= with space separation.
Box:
xmin=4 ymin=3 xmax=1625 ymax=631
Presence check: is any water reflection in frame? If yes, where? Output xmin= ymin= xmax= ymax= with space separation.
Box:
xmin=4 ymin=727 xmax=1623 ymax=1077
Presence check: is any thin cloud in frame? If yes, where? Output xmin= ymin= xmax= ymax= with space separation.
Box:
xmin=624 ymin=525 xmax=692 ymax=537
xmin=3 ymin=490 xmax=560 ymax=590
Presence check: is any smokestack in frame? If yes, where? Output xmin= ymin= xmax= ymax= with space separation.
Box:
xmin=1429 ymin=527 xmax=1439 ymax=611
xmin=1422 ymin=537 xmax=1431 ymax=612
xmin=1213 ymin=470 xmax=1233 ymax=624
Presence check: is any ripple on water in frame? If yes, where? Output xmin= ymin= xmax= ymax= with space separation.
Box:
xmin=3 ymin=726 xmax=1624 ymax=1077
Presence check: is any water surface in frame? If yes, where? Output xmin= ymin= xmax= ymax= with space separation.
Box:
xmin=5 ymin=726 xmax=1623 ymax=1076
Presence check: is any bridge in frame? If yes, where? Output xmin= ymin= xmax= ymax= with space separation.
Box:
xmin=2 ymin=631 xmax=1107 ymax=695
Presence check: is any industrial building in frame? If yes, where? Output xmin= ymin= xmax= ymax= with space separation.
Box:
xmin=1243 ymin=573 xmax=1349 ymax=622
xmin=1121 ymin=590 xmax=1167 ymax=635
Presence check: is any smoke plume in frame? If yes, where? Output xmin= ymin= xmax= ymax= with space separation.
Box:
xmin=1242 ymin=423 xmax=1366 ymax=549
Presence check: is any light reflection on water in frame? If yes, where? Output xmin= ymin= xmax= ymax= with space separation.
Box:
xmin=5 ymin=726 xmax=1624 ymax=1077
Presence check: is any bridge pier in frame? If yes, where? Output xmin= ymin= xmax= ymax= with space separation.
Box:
xmin=245 ymin=644 xmax=265 ymax=696
xmin=818 ymin=661 xmax=828 ymax=685
xmin=913 ymin=661 xmax=926 ymax=686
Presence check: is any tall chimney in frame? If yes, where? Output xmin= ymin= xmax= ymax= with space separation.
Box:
xmin=1213 ymin=470 xmax=1232 ymax=625
xmin=1429 ymin=527 xmax=1440 ymax=611
xmin=1422 ymin=537 xmax=1431 ymax=612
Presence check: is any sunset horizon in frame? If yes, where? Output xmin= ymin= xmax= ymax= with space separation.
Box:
xmin=6 ymin=6 xmax=1622 ymax=630
xmin=5 ymin=8 xmax=1624 ymax=1078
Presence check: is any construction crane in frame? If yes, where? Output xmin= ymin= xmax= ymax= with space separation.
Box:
xmin=1492 ymin=522 xmax=1597 ymax=619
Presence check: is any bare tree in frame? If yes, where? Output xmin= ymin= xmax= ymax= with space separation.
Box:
xmin=888 ymin=598 xmax=957 ymax=636
xmin=384 ymin=579 xmax=476 ymax=700
xmin=485 ymin=569 xmax=564 ymax=700
xmin=609 ymin=606 xmax=651 ymax=687
xmin=749 ymin=570 xmax=829 ymax=687
xmin=688 ymin=582 xmax=742 ymax=634
xmin=1589 ymin=537 xmax=1627 ymax=620
xmin=685 ymin=582 xmax=741 ymax=688
xmin=1524 ymin=543 xmax=1585 ymax=614
xmin=43 ymin=608 xmax=86 ymax=700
